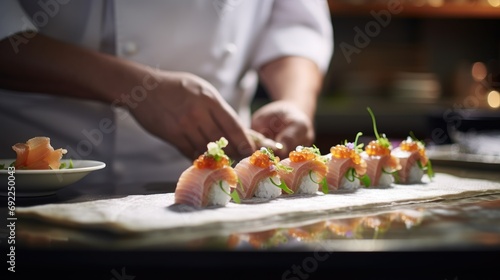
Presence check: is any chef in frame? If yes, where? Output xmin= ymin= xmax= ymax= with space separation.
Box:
xmin=0 ymin=0 xmax=334 ymax=184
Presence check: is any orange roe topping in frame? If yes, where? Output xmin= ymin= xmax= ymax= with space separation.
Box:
xmin=365 ymin=140 xmax=390 ymax=156
xmin=331 ymin=145 xmax=351 ymax=159
xmin=289 ymin=149 xmax=317 ymax=163
xmin=250 ymin=150 xmax=275 ymax=168
xmin=194 ymin=154 xmax=230 ymax=169
xmin=400 ymin=140 xmax=419 ymax=152
xmin=331 ymin=145 xmax=363 ymax=165
xmin=400 ymin=139 xmax=428 ymax=165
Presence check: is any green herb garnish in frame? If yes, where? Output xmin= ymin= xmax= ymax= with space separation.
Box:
xmin=308 ymin=170 xmax=329 ymax=194
xmin=359 ymin=173 xmax=371 ymax=187
xmin=344 ymin=168 xmax=371 ymax=187
xmin=59 ymin=158 xmax=74 ymax=169
xmin=344 ymin=132 xmax=364 ymax=154
xmin=408 ymin=131 xmax=435 ymax=180
xmin=417 ymin=159 xmax=435 ymax=180
xmin=260 ymin=147 xmax=293 ymax=173
xmin=219 ymin=180 xmax=240 ymax=204
xmin=206 ymin=137 xmax=229 ymax=161
xmin=367 ymin=107 xmax=391 ymax=149
xmin=297 ymin=145 xmax=321 ymax=156
xmin=269 ymin=177 xmax=293 ymax=194
xmin=321 ymin=178 xmax=329 ymax=194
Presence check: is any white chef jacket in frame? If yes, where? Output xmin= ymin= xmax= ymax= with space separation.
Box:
xmin=0 ymin=0 xmax=333 ymax=184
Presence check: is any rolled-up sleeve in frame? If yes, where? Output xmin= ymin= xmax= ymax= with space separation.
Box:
xmin=0 ymin=0 xmax=38 ymax=41
xmin=251 ymin=0 xmax=334 ymax=73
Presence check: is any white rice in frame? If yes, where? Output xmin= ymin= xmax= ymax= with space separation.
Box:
xmin=254 ymin=175 xmax=282 ymax=199
xmin=339 ymin=176 xmax=361 ymax=191
xmin=206 ymin=180 xmax=232 ymax=206
xmin=376 ymin=172 xmax=394 ymax=188
xmin=406 ymin=163 xmax=424 ymax=184
xmin=391 ymin=148 xmax=425 ymax=184
xmin=297 ymin=172 xmax=321 ymax=194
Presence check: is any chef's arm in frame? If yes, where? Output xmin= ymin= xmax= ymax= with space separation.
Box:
xmin=0 ymin=33 xmax=149 ymax=103
xmin=0 ymin=32 xmax=256 ymax=159
xmin=251 ymin=56 xmax=325 ymax=154
xmin=257 ymin=56 xmax=324 ymax=120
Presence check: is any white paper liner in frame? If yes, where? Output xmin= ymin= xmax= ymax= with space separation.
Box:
xmin=16 ymin=173 xmax=500 ymax=235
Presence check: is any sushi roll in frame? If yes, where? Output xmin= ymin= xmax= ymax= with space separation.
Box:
xmin=361 ymin=140 xmax=401 ymax=188
xmin=233 ymin=147 xmax=293 ymax=200
xmin=361 ymin=108 xmax=401 ymax=188
xmin=174 ymin=137 xmax=239 ymax=208
xmin=391 ymin=133 xmax=434 ymax=184
xmin=278 ymin=145 xmax=328 ymax=195
xmin=325 ymin=132 xmax=371 ymax=192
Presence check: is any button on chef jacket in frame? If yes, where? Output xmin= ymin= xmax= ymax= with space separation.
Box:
xmin=0 ymin=0 xmax=334 ymax=184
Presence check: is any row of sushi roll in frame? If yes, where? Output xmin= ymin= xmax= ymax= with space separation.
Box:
xmin=174 ymin=107 xmax=434 ymax=208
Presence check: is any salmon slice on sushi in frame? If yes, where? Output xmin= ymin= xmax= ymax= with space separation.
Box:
xmin=234 ymin=147 xmax=293 ymax=200
xmin=174 ymin=137 xmax=239 ymax=208
xmin=391 ymin=133 xmax=434 ymax=184
xmin=325 ymin=132 xmax=371 ymax=192
xmin=278 ymin=145 xmax=328 ymax=195
xmin=360 ymin=108 xmax=401 ymax=188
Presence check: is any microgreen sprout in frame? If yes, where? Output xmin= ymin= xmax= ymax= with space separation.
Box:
xmin=305 ymin=145 xmax=321 ymax=156
xmin=409 ymin=131 xmax=426 ymax=150
xmin=260 ymin=147 xmax=293 ymax=173
xmin=344 ymin=132 xmax=364 ymax=154
xmin=367 ymin=107 xmax=391 ymax=149
xmin=301 ymin=144 xmax=327 ymax=164
xmin=296 ymin=145 xmax=320 ymax=155
xmin=206 ymin=137 xmax=229 ymax=161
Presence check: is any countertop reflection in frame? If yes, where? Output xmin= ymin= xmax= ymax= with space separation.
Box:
xmin=6 ymin=165 xmax=500 ymax=252
xmin=14 ymin=192 xmax=500 ymax=252
xmin=3 ymin=165 xmax=500 ymax=279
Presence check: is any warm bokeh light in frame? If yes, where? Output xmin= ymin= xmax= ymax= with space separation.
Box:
xmin=487 ymin=90 xmax=500 ymax=108
xmin=488 ymin=0 xmax=500 ymax=8
xmin=428 ymin=0 xmax=444 ymax=7
xmin=471 ymin=62 xmax=488 ymax=81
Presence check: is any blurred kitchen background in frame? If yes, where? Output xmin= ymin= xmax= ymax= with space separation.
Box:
xmin=253 ymin=0 xmax=500 ymax=154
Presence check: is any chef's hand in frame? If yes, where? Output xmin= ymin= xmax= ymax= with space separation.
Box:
xmin=127 ymin=71 xmax=256 ymax=160
xmin=0 ymin=33 xmax=255 ymax=161
xmin=251 ymin=100 xmax=315 ymax=159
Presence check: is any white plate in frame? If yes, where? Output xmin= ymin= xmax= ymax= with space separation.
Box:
xmin=0 ymin=159 xmax=106 ymax=197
